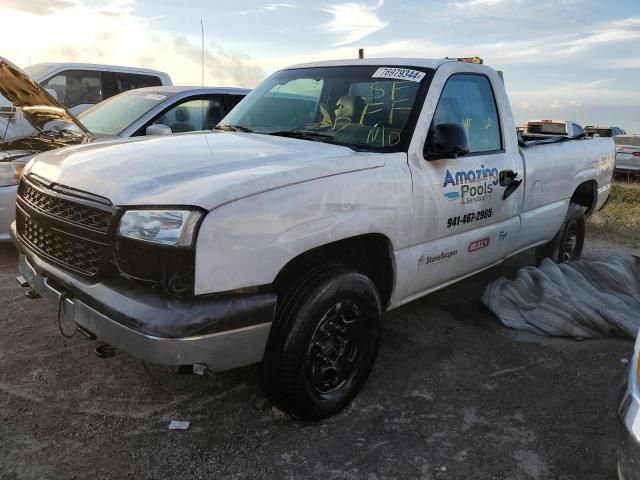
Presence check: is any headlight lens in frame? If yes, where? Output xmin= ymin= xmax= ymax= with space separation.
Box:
xmin=0 ymin=162 xmax=25 ymax=187
xmin=117 ymin=210 xmax=203 ymax=247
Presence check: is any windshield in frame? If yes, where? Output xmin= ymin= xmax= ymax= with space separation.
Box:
xmin=220 ymin=65 xmax=431 ymax=151
xmin=74 ymin=89 xmax=175 ymax=135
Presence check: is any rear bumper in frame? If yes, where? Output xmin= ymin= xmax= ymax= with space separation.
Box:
xmin=16 ymin=243 xmax=276 ymax=371
xmin=618 ymin=369 xmax=640 ymax=480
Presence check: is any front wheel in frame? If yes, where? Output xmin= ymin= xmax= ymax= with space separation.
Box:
xmin=535 ymin=202 xmax=586 ymax=265
xmin=262 ymin=266 xmax=382 ymax=420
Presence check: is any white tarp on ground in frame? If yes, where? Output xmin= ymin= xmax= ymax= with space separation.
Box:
xmin=482 ymin=255 xmax=640 ymax=338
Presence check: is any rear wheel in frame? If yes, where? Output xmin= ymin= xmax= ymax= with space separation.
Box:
xmin=262 ymin=265 xmax=381 ymax=420
xmin=535 ymin=202 xmax=585 ymax=265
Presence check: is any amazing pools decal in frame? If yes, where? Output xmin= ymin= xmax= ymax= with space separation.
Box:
xmin=443 ymin=165 xmax=500 ymax=205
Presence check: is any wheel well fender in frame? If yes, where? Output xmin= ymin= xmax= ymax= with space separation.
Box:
xmin=571 ymin=180 xmax=598 ymax=216
xmin=274 ymin=233 xmax=396 ymax=309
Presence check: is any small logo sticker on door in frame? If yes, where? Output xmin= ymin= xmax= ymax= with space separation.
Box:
xmin=469 ymin=237 xmax=490 ymax=252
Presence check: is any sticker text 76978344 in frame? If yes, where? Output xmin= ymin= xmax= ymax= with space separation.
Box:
xmin=372 ymin=67 xmax=426 ymax=83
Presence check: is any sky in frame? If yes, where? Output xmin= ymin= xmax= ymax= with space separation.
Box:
xmin=1 ymin=0 xmax=639 ymax=132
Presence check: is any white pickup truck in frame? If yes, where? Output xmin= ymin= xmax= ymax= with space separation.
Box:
xmin=13 ymin=58 xmax=614 ymax=420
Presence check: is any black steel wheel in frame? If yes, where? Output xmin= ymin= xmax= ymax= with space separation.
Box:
xmin=535 ymin=202 xmax=586 ymax=265
xmin=262 ymin=265 xmax=381 ymax=420
xmin=306 ymin=300 xmax=368 ymax=393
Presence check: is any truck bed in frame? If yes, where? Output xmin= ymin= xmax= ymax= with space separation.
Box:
xmin=518 ymin=136 xmax=614 ymax=216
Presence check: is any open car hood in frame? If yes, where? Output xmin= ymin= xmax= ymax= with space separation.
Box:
xmin=0 ymin=56 xmax=92 ymax=140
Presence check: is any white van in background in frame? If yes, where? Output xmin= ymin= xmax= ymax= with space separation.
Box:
xmin=1 ymin=62 xmax=172 ymax=141
xmin=23 ymin=62 xmax=172 ymax=115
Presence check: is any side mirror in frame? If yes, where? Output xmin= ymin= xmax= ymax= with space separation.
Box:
xmin=146 ymin=124 xmax=172 ymax=136
xmin=424 ymin=123 xmax=469 ymax=160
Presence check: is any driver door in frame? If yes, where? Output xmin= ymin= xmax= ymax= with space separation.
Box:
xmin=408 ymin=73 xmax=523 ymax=295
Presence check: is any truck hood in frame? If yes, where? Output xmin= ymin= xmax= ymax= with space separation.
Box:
xmin=0 ymin=56 xmax=92 ymax=141
xmin=27 ymin=132 xmax=385 ymax=210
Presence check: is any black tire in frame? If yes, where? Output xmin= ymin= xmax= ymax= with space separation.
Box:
xmin=535 ymin=202 xmax=586 ymax=265
xmin=262 ymin=265 xmax=382 ymax=420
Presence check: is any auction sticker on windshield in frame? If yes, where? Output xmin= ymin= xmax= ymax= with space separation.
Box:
xmin=373 ymin=67 xmax=426 ymax=82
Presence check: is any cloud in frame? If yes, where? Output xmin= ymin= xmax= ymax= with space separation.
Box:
xmin=97 ymin=0 xmax=135 ymax=15
xmin=450 ymin=0 xmax=506 ymax=9
xmin=439 ymin=0 xmax=559 ymax=25
xmin=321 ymin=0 xmax=388 ymax=46
xmin=172 ymin=36 xmax=266 ymax=87
xmin=551 ymin=17 xmax=640 ymax=56
xmin=235 ymin=3 xmax=297 ymax=15
xmin=0 ymin=1 xmax=265 ymax=87
xmin=606 ymin=57 xmax=640 ymax=69
xmin=0 ymin=0 xmax=77 ymax=15
xmin=303 ymin=15 xmax=640 ymax=68
xmin=514 ymin=101 xmax=530 ymax=110
xmin=509 ymin=79 xmax=620 ymax=103
xmin=550 ymin=99 xmax=564 ymax=108
xmin=261 ymin=3 xmax=296 ymax=11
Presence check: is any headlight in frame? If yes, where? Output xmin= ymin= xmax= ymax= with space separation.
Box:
xmin=0 ymin=162 xmax=25 ymax=187
xmin=117 ymin=210 xmax=203 ymax=247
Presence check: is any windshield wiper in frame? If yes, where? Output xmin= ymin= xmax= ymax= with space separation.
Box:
xmin=267 ymin=130 xmax=334 ymax=142
xmin=215 ymin=124 xmax=253 ymax=133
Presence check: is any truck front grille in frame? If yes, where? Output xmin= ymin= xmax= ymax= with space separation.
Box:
xmin=18 ymin=178 xmax=111 ymax=234
xmin=17 ymin=212 xmax=105 ymax=276
xmin=16 ymin=176 xmax=115 ymax=279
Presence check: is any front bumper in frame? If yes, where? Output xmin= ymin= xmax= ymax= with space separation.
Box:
xmin=0 ymin=184 xmax=18 ymax=241
xmin=16 ymin=248 xmax=276 ymax=372
xmin=618 ymin=369 xmax=640 ymax=480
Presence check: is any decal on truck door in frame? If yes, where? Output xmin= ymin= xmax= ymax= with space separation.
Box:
xmin=468 ymin=237 xmax=490 ymax=252
xmin=418 ymin=249 xmax=458 ymax=268
xmin=446 ymin=208 xmax=493 ymax=228
xmin=443 ymin=165 xmax=500 ymax=205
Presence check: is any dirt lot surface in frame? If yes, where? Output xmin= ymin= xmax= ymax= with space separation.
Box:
xmin=0 ymin=235 xmax=637 ymax=480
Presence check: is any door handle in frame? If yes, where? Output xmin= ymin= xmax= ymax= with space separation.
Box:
xmin=499 ymin=170 xmax=522 ymax=200
xmin=499 ymin=169 xmax=517 ymax=186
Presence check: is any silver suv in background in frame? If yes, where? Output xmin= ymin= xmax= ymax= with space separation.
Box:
xmin=614 ymin=135 xmax=640 ymax=175
xmin=76 ymin=86 xmax=248 ymax=139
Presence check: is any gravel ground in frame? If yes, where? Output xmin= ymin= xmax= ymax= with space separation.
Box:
xmin=0 ymin=235 xmax=637 ymax=480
